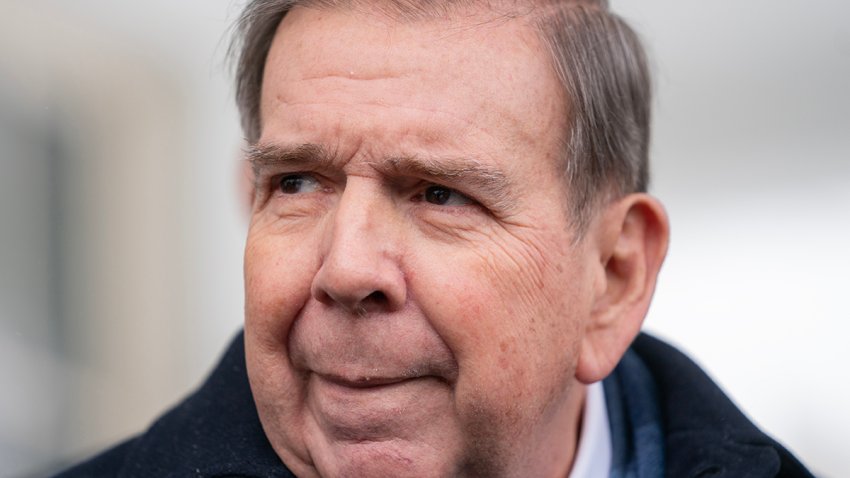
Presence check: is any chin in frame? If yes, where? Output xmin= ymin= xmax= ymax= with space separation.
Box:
xmin=314 ymin=441 xmax=457 ymax=478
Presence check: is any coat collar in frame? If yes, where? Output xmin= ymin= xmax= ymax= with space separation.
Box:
xmin=631 ymin=333 xmax=813 ymax=478
xmin=119 ymin=331 xmax=295 ymax=478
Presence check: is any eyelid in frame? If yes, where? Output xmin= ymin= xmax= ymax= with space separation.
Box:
xmin=253 ymin=160 xmax=325 ymax=182
xmin=254 ymin=170 xmax=323 ymax=206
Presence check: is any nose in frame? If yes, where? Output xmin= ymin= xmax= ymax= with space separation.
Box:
xmin=310 ymin=179 xmax=407 ymax=314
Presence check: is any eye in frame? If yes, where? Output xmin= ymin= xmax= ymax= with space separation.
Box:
xmin=422 ymin=185 xmax=473 ymax=206
xmin=278 ymin=174 xmax=321 ymax=194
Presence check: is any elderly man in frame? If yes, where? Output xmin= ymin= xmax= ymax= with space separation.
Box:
xmin=57 ymin=0 xmax=813 ymax=477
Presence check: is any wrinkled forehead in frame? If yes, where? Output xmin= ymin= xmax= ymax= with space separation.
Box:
xmin=260 ymin=1 xmax=569 ymax=159
xmin=269 ymin=4 xmax=546 ymax=78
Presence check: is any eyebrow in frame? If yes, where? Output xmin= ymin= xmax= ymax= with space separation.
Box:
xmin=382 ymin=155 xmax=513 ymax=211
xmin=246 ymin=143 xmax=336 ymax=177
xmin=246 ymin=142 xmax=515 ymax=211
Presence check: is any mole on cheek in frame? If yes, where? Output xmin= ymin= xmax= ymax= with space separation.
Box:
xmin=498 ymin=340 xmax=512 ymax=368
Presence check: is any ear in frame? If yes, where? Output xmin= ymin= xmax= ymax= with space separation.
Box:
xmin=575 ymin=193 xmax=669 ymax=384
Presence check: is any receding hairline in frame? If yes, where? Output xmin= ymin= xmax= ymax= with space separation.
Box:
xmin=247 ymin=0 xmax=608 ymax=170
xmin=265 ymin=0 xmax=608 ymax=26
xmin=230 ymin=0 xmax=613 ymax=146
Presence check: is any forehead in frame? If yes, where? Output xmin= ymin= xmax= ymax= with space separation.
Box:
xmin=259 ymin=5 xmax=566 ymax=168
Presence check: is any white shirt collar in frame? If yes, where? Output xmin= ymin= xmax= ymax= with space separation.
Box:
xmin=567 ymin=381 xmax=612 ymax=478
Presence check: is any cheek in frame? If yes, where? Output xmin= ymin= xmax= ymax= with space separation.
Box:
xmin=411 ymin=229 xmax=588 ymax=392
xmin=441 ymin=230 xmax=582 ymax=338
xmin=244 ymin=224 xmax=320 ymax=350
xmin=243 ymin=222 xmax=324 ymax=465
xmin=426 ymin=271 xmax=585 ymax=468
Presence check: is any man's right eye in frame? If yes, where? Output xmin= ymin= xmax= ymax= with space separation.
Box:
xmin=278 ymin=174 xmax=321 ymax=194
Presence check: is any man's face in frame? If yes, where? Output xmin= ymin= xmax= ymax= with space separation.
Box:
xmin=244 ymin=6 xmax=601 ymax=477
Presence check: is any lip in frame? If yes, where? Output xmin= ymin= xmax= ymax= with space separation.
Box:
xmin=308 ymin=371 xmax=451 ymax=442
xmin=318 ymin=373 xmax=421 ymax=389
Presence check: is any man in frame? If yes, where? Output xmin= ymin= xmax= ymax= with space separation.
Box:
xmin=57 ymin=0 xmax=813 ymax=477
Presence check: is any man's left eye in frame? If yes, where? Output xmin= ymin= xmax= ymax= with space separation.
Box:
xmin=422 ymin=185 xmax=473 ymax=206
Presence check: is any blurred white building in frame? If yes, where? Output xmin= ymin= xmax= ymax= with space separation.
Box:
xmin=0 ymin=1 xmax=847 ymax=476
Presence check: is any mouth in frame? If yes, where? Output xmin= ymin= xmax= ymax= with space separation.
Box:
xmin=308 ymin=370 xmax=454 ymax=443
xmin=317 ymin=373 xmax=431 ymax=389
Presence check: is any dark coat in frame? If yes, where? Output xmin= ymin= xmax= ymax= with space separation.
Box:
xmin=54 ymin=332 xmax=814 ymax=478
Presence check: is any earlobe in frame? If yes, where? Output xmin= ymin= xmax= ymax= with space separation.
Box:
xmin=576 ymin=194 xmax=669 ymax=384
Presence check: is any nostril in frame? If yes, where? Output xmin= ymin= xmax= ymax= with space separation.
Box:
xmin=350 ymin=291 xmax=390 ymax=317
xmin=364 ymin=290 xmax=388 ymax=305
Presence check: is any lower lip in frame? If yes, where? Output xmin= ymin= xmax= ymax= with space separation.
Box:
xmin=309 ymin=374 xmax=448 ymax=432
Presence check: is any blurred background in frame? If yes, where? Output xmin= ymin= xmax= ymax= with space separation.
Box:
xmin=0 ymin=0 xmax=847 ymax=476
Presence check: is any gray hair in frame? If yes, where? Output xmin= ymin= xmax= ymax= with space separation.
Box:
xmin=230 ymin=0 xmax=651 ymax=231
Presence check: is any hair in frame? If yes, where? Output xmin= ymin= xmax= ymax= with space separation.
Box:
xmin=230 ymin=0 xmax=651 ymax=231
